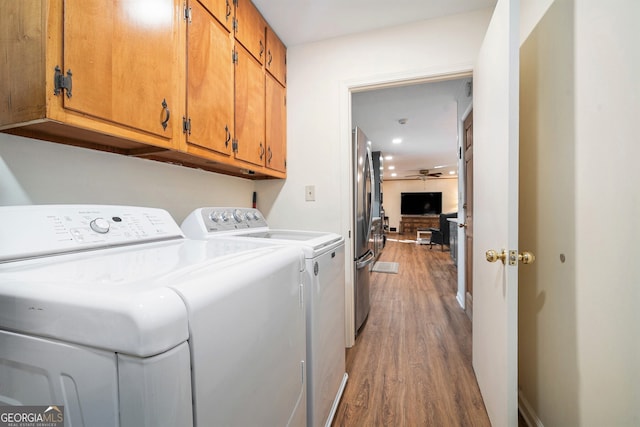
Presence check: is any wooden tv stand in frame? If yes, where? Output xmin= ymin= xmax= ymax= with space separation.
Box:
xmin=399 ymin=215 xmax=439 ymax=234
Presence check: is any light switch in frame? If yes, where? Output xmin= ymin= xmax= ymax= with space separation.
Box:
xmin=305 ymin=185 xmax=315 ymax=201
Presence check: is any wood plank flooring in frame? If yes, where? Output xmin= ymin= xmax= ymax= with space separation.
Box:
xmin=332 ymin=236 xmax=490 ymax=427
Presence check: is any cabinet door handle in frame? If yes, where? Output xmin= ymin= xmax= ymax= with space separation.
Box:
xmin=161 ymin=98 xmax=170 ymax=130
xmin=268 ymin=51 xmax=273 ymax=67
xmin=225 ymin=0 xmax=231 ymax=21
xmin=268 ymin=146 xmax=273 ymax=164
xmin=259 ymin=40 xmax=264 ymax=59
xmin=259 ymin=142 xmax=264 ymax=160
xmin=225 ymin=125 xmax=231 ymax=148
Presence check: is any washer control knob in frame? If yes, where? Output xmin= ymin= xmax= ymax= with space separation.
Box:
xmin=90 ymin=218 xmax=110 ymax=234
xmin=221 ymin=211 xmax=232 ymax=222
xmin=233 ymin=209 xmax=245 ymax=223
xmin=253 ymin=211 xmax=262 ymax=221
xmin=209 ymin=211 xmax=222 ymax=223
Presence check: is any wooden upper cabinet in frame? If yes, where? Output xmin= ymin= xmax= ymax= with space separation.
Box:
xmin=1 ymin=0 xmax=286 ymax=179
xmin=0 ymin=0 xmax=184 ymax=151
xmin=266 ymin=26 xmax=286 ymax=87
xmin=64 ymin=0 xmax=181 ymax=140
xmin=265 ymin=74 xmax=286 ymax=173
xmin=186 ymin=0 xmax=234 ymax=156
xmin=234 ymin=0 xmax=265 ymax=64
xmin=198 ymin=0 xmax=234 ymax=32
xmin=234 ymin=44 xmax=265 ymax=167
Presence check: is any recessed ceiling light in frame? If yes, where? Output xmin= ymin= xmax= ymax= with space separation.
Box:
xmin=449 ymin=171 xmax=456 ymax=175
xmin=392 ymin=138 xmax=402 ymax=144
xmin=388 ymin=166 xmax=395 ymax=170
xmin=391 ymin=173 xmax=397 ymax=177
xmin=384 ymin=155 xmax=393 ymax=160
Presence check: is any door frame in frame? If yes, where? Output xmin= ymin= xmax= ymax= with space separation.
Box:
xmin=456 ymin=103 xmax=473 ymax=310
xmin=341 ymin=67 xmax=473 ymax=347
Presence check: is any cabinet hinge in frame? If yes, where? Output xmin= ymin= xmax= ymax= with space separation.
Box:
xmin=232 ymin=139 xmax=238 ymax=153
xmin=182 ymin=117 xmax=191 ymax=135
xmin=53 ymin=66 xmax=72 ymax=98
xmin=233 ymin=0 xmax=238 ymax=8
xmin=184 ymin=6 xmax=192 ymax=23
xmin=233 ymin=18 xmax=238 ymax=33
xmin=232 ymin=49 xmax=238 ymax=64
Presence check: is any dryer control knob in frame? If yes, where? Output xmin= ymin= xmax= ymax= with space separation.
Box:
xmin=90 ymin=218 xmax=110 ymax=234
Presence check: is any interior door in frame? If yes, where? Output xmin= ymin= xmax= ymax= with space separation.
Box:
xmin=472 ymin=0 xmax=520 ymax=426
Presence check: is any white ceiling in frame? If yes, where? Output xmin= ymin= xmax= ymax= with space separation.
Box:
xmin=352 ymin=78 xmax=471 ymax=180
xmin=251 ymin=0 xmax=495 ymax=180
xmin=251 ymin=0 xmax=497 ymax=47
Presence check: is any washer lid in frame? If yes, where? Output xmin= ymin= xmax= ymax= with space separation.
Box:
xmin=0 ymin=236 xmax=305 ymax=357
xmin=0 ymin=239 xmax=198 ymax=357
xmin=233 ymin=230 xmax=344 ymax=256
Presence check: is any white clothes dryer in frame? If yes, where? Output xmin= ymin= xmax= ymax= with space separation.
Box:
xmin=182 ymin=207 xmax=348 ymax=427
xmin=0 ymin=205 xmax=306 ymax=427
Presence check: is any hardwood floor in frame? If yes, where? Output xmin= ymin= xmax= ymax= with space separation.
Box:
xmin=332 ymin=235 xmax=490 ymax=427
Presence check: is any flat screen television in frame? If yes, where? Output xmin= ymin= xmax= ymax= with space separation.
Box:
xmin=401 ymin=192 xmax=442 ymax=215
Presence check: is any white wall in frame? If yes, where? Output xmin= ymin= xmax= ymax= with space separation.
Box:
xmin=518 ymin=0 xmax=640 ymax=425
xmin=382 ymin=178 xmax=458 ymax=232
xmin=256 ymin=8 xmax=492 ymax=232
xmin=574 ymin=0 xmax=639 ymax=424
xmin=255 ymin=8 xmax=492 ymax=344
xmin=0 ymin=133 xmax=255 ymax=223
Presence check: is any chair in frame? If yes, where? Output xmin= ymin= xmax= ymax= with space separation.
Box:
xmin=428 ymin=212 xmax=457 ymax=251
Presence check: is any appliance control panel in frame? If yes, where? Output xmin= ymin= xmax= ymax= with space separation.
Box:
xmin=182 ymin=207 xmax=268 ymax=236
xmin=0 ymin=205 xmax=184 ymax=263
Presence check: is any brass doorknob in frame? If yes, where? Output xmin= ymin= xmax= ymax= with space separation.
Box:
xmin=519 ymin=251 xmax=535 ymax=264
xmin=458 ymin=223 xmax=467 ymax=228
xmin=486 ymin=249 xmax=536 ymax=265
xmin=486 ymin=249 xmax=507 ymax=263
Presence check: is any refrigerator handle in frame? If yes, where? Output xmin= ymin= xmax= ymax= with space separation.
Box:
xmin=355 ymin=250 xmax=376 ymax=269
xmin=364 ymin=147 xmax=376 ymax=243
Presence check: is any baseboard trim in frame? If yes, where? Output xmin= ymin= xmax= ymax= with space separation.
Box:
xmin=465 ymin=292 xmax=473 ymax=321
xmin=518 ymin=390 xmax=544 ymax=427
xmin=456 ymin=292 xmax=465 ymax=309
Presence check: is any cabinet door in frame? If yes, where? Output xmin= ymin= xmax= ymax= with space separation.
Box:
xmin=266 ymin=26 xmax=286 ymax=87
xmin=265 ymin=74 xmax=286 ymax=173
xmin=198 ymin=0 xmax=233 ymax=32
xmin=234 ymin=0 xmax=265 ymax=64
xmin=187 ymin=0 xmax=234 ymax=156
xmin=63 ymin=0 xmax=181 ymax=140
xmin=234 ymin=45 xmax=265 ymax=167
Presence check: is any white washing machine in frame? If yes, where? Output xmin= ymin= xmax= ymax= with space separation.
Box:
xmin=0 ymin=205 xmax=306 ymax=427
xmin=182 ymin=207 xmax=348 ymax=427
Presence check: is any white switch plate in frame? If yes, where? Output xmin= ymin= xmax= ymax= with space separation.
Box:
xmin=305 ymin=185 xmax=315 ymax=201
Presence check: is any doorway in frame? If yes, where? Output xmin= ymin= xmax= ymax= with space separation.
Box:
xmin=350 ymin=75 xmax=473 ymax=323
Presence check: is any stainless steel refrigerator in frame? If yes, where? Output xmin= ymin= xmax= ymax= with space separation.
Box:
xmin=353 ymin=127 xmax=375 ymax=336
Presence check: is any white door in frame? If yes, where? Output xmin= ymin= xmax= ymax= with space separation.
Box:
xmin=472 ymin=0 xmax=520 ymax=425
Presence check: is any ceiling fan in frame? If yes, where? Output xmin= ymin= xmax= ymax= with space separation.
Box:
xmin=404 ymin=167 xmax=453 ymax=180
